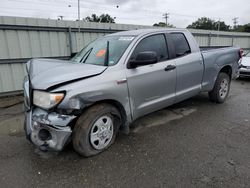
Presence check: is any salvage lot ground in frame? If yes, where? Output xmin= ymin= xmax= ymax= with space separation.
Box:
xmin=0 ymin=79 xmax=250 ymax=188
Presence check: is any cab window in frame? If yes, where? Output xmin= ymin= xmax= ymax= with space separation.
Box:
xmin=130 ymin=34 xmax=168 ymax=62
xmin=170 ymin=33 xmax=191 ymax=57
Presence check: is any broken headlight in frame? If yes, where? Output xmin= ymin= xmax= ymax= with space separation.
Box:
xmin=33 ymin=90 xmax=65 ymax=109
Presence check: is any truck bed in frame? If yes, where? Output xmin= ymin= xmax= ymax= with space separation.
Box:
xmin=200 ymin=46 xmax=231 ymax=52
xmin=200 ymin=46 xmax=240 ymax=91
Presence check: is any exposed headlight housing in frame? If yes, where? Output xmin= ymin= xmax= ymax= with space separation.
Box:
xmin=33 ymin=90 xmax=65 ymax=109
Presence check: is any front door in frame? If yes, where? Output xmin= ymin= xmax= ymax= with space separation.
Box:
xmin=125 ymin=34 xmax=176 ymax=120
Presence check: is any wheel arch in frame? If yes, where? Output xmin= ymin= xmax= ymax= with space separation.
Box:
xmin=219 ymin=65 xmax=232 ymax=78
xmin=85 ymin=99 xmax=128 ymax=129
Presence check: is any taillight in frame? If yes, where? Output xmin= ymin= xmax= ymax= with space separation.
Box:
xmin=239 ymin=48 xmax=244 ymax=58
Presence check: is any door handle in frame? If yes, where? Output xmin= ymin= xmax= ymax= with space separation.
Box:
xmin=164 ymin=65 xmax=176 ymax=71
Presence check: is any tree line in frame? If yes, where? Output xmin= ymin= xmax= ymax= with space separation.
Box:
xmin=186 ymin=17 xmax=250 ymax=32
xmin=84 ymin=14 xmax=250 ymax=33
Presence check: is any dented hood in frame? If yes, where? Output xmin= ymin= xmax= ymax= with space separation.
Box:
xmin=27 ymin=59 xmax=107 ymax=90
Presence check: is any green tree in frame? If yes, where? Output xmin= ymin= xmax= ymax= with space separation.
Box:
xmin=85 ymin=14 xmax=115 ymax=23
xmin=187 ymin=17 xmax=230 ymax=31
xmin=233 ymin=24 xmax=250 ymax=32
xmin=153 ymin=22 xmax=175 ymax=28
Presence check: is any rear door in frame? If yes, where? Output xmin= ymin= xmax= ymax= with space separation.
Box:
xmin=169 ymin=32 xmax=203 ymax=102
xmin=125 ymin=34 xmax=176 ymax=120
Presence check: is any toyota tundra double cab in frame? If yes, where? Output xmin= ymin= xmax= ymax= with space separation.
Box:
xmin=24 ymin=28 xmax=240 ymax=157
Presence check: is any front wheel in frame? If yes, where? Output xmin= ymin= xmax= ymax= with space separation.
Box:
xmin=72 ymin=103 xmax=121 ymax=157
xmin=209 ymin=72 xmax=231 ymax=103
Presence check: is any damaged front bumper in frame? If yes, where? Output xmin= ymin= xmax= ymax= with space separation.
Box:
xmin=24 ymin=108 xmax=76 ymax=151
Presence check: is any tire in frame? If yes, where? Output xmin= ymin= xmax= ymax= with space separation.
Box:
xmin=72 ymin=103 xmax=121 ymax=157
xmin=209 ymin=72 xmax=231 ymax=103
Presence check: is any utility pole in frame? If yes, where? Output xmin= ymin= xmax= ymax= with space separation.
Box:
xmin=78 ymin=0 xmax=80 ymax=32
xmin=217 ymin=18 xmax=220 ymax=32
xmin=77 ymin=0 xmax=81 ymax=52
xmin=217 ymin=18 xmax=220 ymax=39
xmin=163 ymin=13 xmax=169 ymax=27
xmin=232 ymin=17 xmax=238 ymax=29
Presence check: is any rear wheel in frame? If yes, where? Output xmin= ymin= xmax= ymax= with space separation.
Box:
xmin=209 ymin=72 xmax=230 ymax=103
xmin=72 ymin=103 xmax=121 ymax=157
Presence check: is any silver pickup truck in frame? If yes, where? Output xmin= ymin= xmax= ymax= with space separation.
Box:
xmin=24 ymin=28 xmax=240 ymax=157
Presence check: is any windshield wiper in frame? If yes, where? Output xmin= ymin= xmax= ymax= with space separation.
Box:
xmin=104 ymin=41 xmax=109 ymax=66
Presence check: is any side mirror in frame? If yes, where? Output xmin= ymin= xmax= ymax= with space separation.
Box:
xmin=127 ymin=51 xmax=158 ymax=69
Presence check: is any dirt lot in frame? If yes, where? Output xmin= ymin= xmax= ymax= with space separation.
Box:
xmin=0 ymin=79 xmax=250 ymax=188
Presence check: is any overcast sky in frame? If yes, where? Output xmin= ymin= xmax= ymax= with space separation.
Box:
xmin=1 ymin=0 xmax=250 ymax=28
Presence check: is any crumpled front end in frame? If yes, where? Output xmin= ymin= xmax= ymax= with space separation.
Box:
xmin=25 ymin=108 xmax=76 ymax=151
xmin=23 ymin=75 xmax=77 ymax=151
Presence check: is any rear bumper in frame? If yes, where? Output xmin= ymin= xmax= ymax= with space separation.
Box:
xmin=24 ymin=108 xmax=76 ymax=151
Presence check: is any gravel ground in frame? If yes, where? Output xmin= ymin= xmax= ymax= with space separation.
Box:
xmin=0 ymin=79 xmax=250 ymax=188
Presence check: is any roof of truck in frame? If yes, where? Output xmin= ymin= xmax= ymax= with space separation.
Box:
xmin=109 ymin=28 xmax=188 ymax=36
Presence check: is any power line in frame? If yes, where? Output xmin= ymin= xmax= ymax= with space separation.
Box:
xmin=0 ymin=6 xmax=78 ymax=15
xmin=0 ymin=7 xmax=162 ymax=21
xmin=4 ymin=0 xmax=221 ymax=20
xmin=0 ymin=7 xmax=162 ymax=20
xmin=0 ymin=2 xmax=164 ymax=20
xmin=1 ymin=0 xmax=237 ymax=26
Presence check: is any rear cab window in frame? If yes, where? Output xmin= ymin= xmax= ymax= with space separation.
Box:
xmin=170 ymin=33 xmax=191 ymax=57
xmin=130 ymin=34 xmax=169 ymax=62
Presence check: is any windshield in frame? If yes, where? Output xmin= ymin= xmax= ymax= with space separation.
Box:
xmin=71 ymin=35 xmax=135 ymax=66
